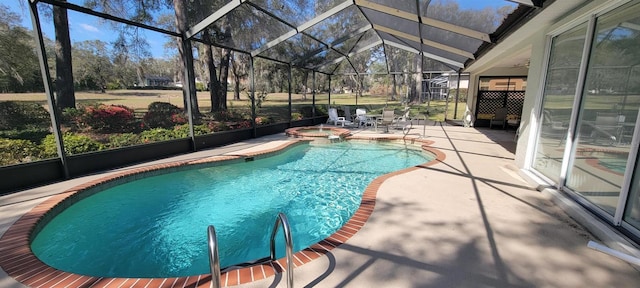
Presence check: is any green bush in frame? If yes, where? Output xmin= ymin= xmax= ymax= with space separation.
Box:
xmin=315 ymin=105 xmax=328 ymax=116
xmin=196 ymin=82 xmax=207 ymax=91
xmin=291 ymin=112 xmax=303 ymax=121
xmin=0 ymin=138 xmax=42 ymax=166
xmin=108 ymin=133 xmax=141 ymax=148
xmin=299 ymin=106 xmax=314 ymax=118
xmin=82 ymin=104 xmax=135 ymax=132
xmin=139 ymin=128 xmax=178 ymax=143
xmin=143 ymin=102 xmax=186 ymax=129
xmin=173 ymin=124 xmax=211 ymax=138
xmin=41 ymin=133 xmax=105 ymax=157
xmin=0 ymin=101 xmax=50 ymax=130
xmin=106 ymin=82 xmax=122 ymax=90
xmin=0 ymin=128 xmax=50 ymax=143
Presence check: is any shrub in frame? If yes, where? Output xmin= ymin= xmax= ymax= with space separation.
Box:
xmin=139 ymin=128 xmax=178 ymax=143
xmin=61 ymin=107 xmax=85 ymax=130
xmin=82 ymin=104 xmax=135 ymax=132
xmin=0 ymin=128 xmax=50 ymax=143
xmin=0 ymin=101 xmax=50 ymax=130
xmin=0 ymin=138 xmax=42 ymax=165
xmin=108 ymin=133 xmax=141 ymax=148
xmin=173 ymin=124 xmax=210 ymax=138
xmin=291 ymin=113 xmax=303 ymax=121
xmin=195 ymin=82 xmax=207 ymax=91
xmin=254 ymin=116 xmax=272 ymax=126
xmin=41 ymin=133 xmax=105 ymax=157
xmin=207 ymin=121 xmax=230 ymax=132
xmin=211 ymin=109 xmax=245 ymax=122
xmin=232 ymin=120 xmax=252 ymax=129
xmin=315 ymin=105 xmax=328 ymax=116
xmin=299 ymin=106 xmax=314 ymax=118
xmin=143 ymin=102 xmax=185 ymax=129
xmin=106 ymin=82 xmax=122 ymax=90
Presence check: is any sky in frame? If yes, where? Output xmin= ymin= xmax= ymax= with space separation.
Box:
xmin=5 ymin=0 xmax=171 ymax=59
xmin=4 ymin=0 xmax=519 ymax=60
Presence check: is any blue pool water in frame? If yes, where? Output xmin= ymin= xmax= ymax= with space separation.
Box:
xmin=31 ymin=141 xmax=433 ymax=278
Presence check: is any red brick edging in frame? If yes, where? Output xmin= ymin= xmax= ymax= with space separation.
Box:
xmin=0 ymin=137 xmax=444 ymax=287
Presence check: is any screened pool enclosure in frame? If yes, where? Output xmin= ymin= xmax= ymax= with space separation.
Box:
xmin=0 ymin=0 xmax=544 ymax=192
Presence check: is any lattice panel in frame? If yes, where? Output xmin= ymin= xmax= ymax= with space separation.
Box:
xmin=475 ymin=90 xmax=525 ymax=123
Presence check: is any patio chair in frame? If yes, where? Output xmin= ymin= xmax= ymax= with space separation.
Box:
xmin=541 ymin=110 xmax=567 ymax=145
xmin=377 ymin=109 xmax=395 ymax=133
xmin=342 ymin=106 xmax=354 ymax=122
xmin=393 ymin=106 xmax=413 ymax=130
xmin=489 ymin=107 xmax=508 ymax=129
xmin=355 ymin=108 xmax=373 ymax=127
xmin=589 ymin=112 xmax=623 ymax=146
xmin=327 ymin=108 xmax=353 ymax=127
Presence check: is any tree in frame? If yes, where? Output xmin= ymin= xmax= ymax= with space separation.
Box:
xmin=53 ymin=1 xmax=75 ymax=109
xmin=172 ymin=0 xmax=200 ymax=114
xmin=0 ymin=5 xmax=42 ymax=93
xmin=230 ymin=52 xmax=248 ymax=100
xmin=72 ymin=40 xmax=113 ymax=91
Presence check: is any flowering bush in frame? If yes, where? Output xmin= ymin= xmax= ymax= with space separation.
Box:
xmin=83 ymin=104 xmax=135 ymax=132
xmin=61 ymin=107 xmax=85 ymax=130
xmin=211 ymin=110 xmax=245 ymax=122
xmin=233 ymin=120 xmax=252 ymax=129
xmin=254 ymin=116 xmax=272 ymax=126
xmin=207 ymin=121 xmax=230 ymax=132
xmin=143 ymin=102 xmax=186 ymax=129
xmin=171 ymin=114 xmax=188 ymax=125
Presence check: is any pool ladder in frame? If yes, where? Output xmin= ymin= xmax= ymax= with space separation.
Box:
xmin=207 ymin=212 xmax=294 ymax=288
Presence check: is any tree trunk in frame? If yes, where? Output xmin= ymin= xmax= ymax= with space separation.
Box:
xmin=234 ymin=78 xmax=241 ymax=100
xmin=301 ymin=71 xmax=309 ymax=100
xmin=202 ymin=30 xmax=220 ymax=112
xmin=231 ymin=59 xmax=242 ymax=101
xmin=391 ymin=74 xmax=397 ymax=101
xmin=218 ymin=48 xmax=231 ymax=110
xmin=53 ymin=3 xmax=75 ymax=109
xmin=173 ymin=0 xmax=199 ymax=114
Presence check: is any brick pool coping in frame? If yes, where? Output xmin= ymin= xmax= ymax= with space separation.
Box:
xmin=0 ymin=136 xmax=445 ymax=288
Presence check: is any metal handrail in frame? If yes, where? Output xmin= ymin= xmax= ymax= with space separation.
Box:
xmin=270 ymin=213 xmax=294 ymax=288
xmin=207 ymin=225 xmax=221 ymax=288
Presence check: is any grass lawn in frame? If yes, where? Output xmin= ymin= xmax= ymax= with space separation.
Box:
xmin=0 ymin=90 xmax=468 ymax=121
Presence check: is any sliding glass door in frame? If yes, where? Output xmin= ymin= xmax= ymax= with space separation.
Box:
xmin=532 ymin=24 xmax=587 ymax=183
xmin=532 ymin=2 xmax=640 ymax=238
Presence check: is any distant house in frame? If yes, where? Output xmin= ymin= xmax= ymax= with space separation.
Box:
xmin=143 ymin=76 xmax=173 ymax=87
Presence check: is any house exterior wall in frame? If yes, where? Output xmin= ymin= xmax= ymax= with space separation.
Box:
xmin=468 ymin=0 xmax=640 ymax=252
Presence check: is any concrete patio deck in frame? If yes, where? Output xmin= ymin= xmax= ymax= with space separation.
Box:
xmin=1 ymin=123 xmax=639 ymax=287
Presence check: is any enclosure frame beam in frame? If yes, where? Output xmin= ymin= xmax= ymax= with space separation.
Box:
xmin=186 ymin=0 xmax=244 ymax=39
xmin=355 ymin=0 xmax=490 ymax=42
xmin=29 ymin=1 xmax=69 ymax=179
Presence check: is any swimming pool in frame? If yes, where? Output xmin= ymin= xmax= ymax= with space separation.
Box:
xmin=30 ymin=140 xmax=435 ymax=278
